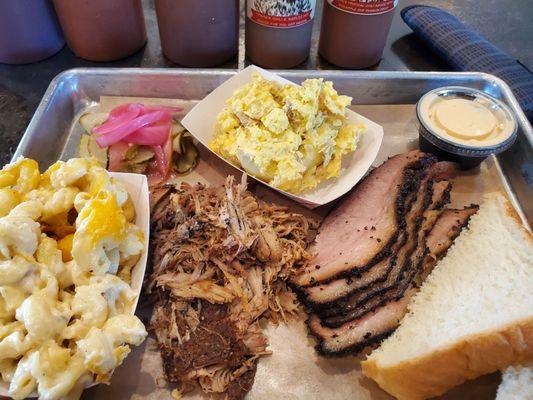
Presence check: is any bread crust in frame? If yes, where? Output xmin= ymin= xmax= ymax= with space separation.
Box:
xmin=502 ymin=196 xmax=532 ymax=238
xmin=361 ymin=318 xmax=533 ymax=400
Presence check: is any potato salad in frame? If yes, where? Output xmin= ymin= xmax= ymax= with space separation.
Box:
xmin=0 ymin=157 xmax=147 ymax=400
xmin=209 ymin=73 xmax=366 ymax=194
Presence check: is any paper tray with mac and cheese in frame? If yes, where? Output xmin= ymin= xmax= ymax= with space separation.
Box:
xmin=0 ymin=159 xmax=149 ymax=399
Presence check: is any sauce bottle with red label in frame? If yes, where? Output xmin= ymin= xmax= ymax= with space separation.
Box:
xmin=246 ymin=0 xmax=316 ymax=69
xmin=319 ymin=0 xmax=397 ymax=69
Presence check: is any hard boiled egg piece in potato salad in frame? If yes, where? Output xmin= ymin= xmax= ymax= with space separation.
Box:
xmin=209 ymin=73 xmax=366 ymax=194
xmin=0 ymin=157 xmax=147 ymax=400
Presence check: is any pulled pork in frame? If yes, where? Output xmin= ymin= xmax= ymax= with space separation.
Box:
xmin=149 ymin=176 xmax=315 ymax=399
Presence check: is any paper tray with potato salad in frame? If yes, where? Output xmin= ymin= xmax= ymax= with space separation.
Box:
xmin=9 ymin=67 xmax=533 ymax=400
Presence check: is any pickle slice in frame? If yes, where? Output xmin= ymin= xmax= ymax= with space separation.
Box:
xmin=79 ymin=112 xmax=109 ymax=134
xmin=78 ymin=134 xmax=108 ymax=168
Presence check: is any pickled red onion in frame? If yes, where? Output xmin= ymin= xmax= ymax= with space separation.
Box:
xmin=94 ymin=103 xmax=143 ymax=134
xmin=93 ymin=103 xmax=182 ymax=145
xmin=93 ymin=103 xmax=182 ymax=182
xmin=123 ymin=123 xmax=172 ymax=146
xmin=146 ymin=140 xmax=172 ymax=185
xmin=94 ymin=111 xmax=171 ymax=147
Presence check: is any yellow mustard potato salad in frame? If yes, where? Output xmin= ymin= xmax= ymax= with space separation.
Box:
xmin=0 ymin=157 xmax=147 ymax=400
xmin=210 ymin=73 xmax=366 ymax=194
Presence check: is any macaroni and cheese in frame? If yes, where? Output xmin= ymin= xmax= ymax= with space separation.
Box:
xmin=0 ymin=157 xmax=147 ymax=400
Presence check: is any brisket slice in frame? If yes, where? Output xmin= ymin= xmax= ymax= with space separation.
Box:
xmin=431 ymin=180 xmax=452 ymax=210
xmin=414 ymin=206 xmax=479 ymax=287
xmin=321 ymin=197 xmax=449 ymax=328
xmin=426 ymin=161 xmax=459 ymax=182
xmin=320 ymin=178 xmax=436 ymax=326
xmin=309 ymin=290 xmax=414 ymax=356
xmin=301 ymin=256 xmax=395 ymax=311
xmin=426 ymin=207 xmax=480 ymax=260
xmin=309 ymin=206 xmax=478 ymax=356
xmin=301 ymin=164 xmax=454 ymax=312
xmin=292 ymin=151 xmax=436 ymax=287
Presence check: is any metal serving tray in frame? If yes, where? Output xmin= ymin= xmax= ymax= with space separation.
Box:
xmin=14 ymin=68 xmax=533 ymax=225
xmin=11 ymin=70 xmax=533 ymax=399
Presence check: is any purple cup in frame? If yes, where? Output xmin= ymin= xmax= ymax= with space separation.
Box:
xmin=0 ymin=0 xmax=65 ymax=64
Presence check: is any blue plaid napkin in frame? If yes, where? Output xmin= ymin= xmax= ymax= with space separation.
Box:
xmin=401 ymin=5 xmax=533 ymax=119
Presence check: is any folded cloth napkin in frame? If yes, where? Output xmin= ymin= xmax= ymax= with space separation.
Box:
xmin=401 ymin=5 xmax=533 ymax=119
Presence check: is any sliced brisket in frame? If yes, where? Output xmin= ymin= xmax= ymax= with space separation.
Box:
xmin=309 ymin=205 xmax=478 ymax=356
xmin=414 ymin=206 xmax=479 ymax=287
xmin=431 ymin=180 xmax=452 ymax=210
xmin=302 ymin=256 xmax=394 ymax=311
xmin=309 ymin=291 xmax=414 ymax=356
xmin=426 ymin=207 xmax=479 ymax=260
xmin=292 ymin=150 xmax=436 ymax=287
xmin=319 ymin=176 xmax=435 ymax=326
xmin=301 ymin=162 xmax=455 ymax=312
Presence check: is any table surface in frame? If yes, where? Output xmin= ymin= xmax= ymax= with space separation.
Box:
xmin=1 ymin=0 xmax=532 ymax=165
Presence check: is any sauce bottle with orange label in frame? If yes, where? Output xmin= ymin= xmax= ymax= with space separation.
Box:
xmin=246 ymin=0 xmax=316 ymax=69
xmin=319 ymin=0 xmax=397 ymax=69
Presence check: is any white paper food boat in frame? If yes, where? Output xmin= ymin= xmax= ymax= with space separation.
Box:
xmin=181 ymin=65 xmax=384 ymax=208
xmin=0 ymin=172 xmax=150 ymax=397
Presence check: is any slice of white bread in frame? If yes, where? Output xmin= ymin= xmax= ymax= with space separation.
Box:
xmin=361 ymin=192 xmax=533 ymax=400
xmin=496 ymin=363 xmax=533 ymax=400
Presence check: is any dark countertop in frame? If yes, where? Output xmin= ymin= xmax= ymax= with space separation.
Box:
xmin=1 ymin=0 xmax=532 ymax=165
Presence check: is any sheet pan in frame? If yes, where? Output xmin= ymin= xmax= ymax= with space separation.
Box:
xmin=11 ymin=68 xmax=533 ymax=399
